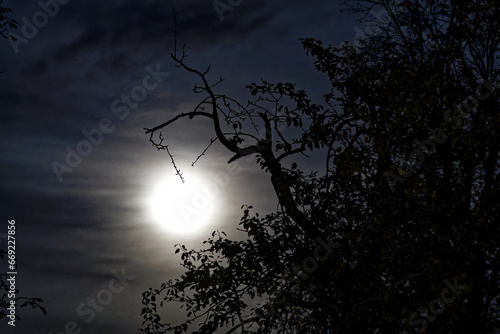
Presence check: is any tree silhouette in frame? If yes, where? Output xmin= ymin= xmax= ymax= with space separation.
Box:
xmin=140 ymin=1 xmax=499 ymax=333
xmin=0 ymin=1 xmax=16 ymax=41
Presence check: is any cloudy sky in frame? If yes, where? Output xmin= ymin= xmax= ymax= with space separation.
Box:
xmin=0 ymin=0 xmax=367 ymax=332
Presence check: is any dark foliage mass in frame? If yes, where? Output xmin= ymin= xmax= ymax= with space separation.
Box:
xmin=141 ymin=1 xmax=499 ymax=333
xmin=0 ymin=0 xmax=16 ymax=41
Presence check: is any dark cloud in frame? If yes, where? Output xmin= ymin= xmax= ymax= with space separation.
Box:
xmin=19 ymin=58 xmax=48 ymax=76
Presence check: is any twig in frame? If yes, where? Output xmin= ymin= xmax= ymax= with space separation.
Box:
xmin=164 ymin=145 xmax=184 ymax=183
xmin=192 ymin=137 xmax=218 ymax=166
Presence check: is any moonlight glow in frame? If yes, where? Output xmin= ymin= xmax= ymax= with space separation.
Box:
xmin=147 ymin=172 xmax=220 ymax=235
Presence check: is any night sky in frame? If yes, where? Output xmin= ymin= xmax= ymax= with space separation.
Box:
xmin=0 ymin=1 xmax=364 ymax=332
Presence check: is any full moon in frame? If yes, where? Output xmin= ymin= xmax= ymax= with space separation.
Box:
xmin=147 ymin=172 xmax=218 ymax=235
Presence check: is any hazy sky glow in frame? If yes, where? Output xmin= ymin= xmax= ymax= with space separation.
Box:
xmin=0 ymin=0 xmax=366 ymax=332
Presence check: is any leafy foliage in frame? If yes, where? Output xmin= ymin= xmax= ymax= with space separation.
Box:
xmin=0 ymin=0 xmax=16 ymax=40
xmin=141 ymin=0 xmax=500 ymax=333
xmin=0 ymin=248 xmax=47 ymax=320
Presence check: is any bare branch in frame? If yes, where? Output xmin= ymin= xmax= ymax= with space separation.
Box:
xmin=144 ymin=111 xmax=213 ymax=134
xmin=192 ymin=137 xmax=218 ymax=166
xmin=148 ymin=132 xmax=184 ymax=183
xmin=224 ymin=316 xmax=260 ymax=334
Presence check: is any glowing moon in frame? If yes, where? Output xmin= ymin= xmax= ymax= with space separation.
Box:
xmin=147 ymin=173 xmax=218 ymax=235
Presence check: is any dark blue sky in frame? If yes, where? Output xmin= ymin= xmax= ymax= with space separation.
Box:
xmin=0 ymin=0 xmax=368 ymax=332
